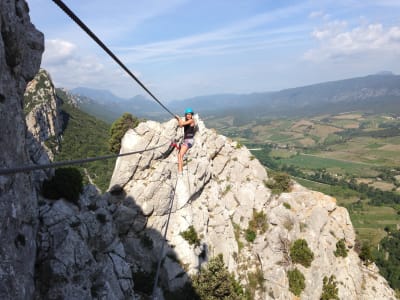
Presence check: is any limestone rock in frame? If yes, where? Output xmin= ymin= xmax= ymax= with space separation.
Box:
xmin=24 ymin=69 xmax=63 ymax=184
xmin=109 ymin=115 xmax=396 ymax=299
xmin=0 ymin=1 xmax=44 ymax=298
xmin=35 ymin=188 xmax=136 ymax=299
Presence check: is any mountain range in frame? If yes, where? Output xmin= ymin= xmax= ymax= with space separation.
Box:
xmin=70 ymin=73 xmax=400 ymax=122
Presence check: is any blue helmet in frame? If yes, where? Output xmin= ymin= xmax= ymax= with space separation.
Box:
xmin=184 ymin=108 xmax=194 ymax=115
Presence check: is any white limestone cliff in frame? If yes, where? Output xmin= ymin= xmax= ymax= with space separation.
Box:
xmin=109 ymin=115 xmax=396 ymax=299
xmin=24 ymin=69 xmax=63 ymax=183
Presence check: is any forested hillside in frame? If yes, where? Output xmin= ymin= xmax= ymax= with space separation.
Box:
xmin=55 ymin=89 xmax=115 ymax=191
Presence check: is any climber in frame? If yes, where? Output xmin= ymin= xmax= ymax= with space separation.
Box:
xmin=174 ymin=108 xmax=196 ymax=174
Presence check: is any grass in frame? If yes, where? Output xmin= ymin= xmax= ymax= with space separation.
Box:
xmin=278 ymin=154 xmax=372 ymax=176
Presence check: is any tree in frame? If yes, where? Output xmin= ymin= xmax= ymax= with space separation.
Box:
xmin=192 ymin=254 xmax=244 ymax=299
xmin=290 ymin=239 xmax=314 ymax=267
xmin=109 ymin=113 xmax=140 ymax=153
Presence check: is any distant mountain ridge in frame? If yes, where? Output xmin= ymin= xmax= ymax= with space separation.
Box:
xmin=69 ymin=73 xmax=400 ymax=122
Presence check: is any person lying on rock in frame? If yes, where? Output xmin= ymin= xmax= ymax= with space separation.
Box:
xmin=173 ymin=108 xmax=196 ymax=175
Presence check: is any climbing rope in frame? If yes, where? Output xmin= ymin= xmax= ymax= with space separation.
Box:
xmin=0 ymin=142 xmax=169 ymax=176
xmin=151 ymin=170 xmax=179 ymax=299
xmin=1 ymin=1 xmax=180 ymax=175
xmin=52 ymin=0 xmax=176 ymax=118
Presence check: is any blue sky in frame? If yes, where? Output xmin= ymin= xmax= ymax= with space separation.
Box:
xmin=27 ymin=0 xmax=400 ymax=101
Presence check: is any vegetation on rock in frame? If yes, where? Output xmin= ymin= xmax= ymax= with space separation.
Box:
xmin=180 ymin=226 xmax=201 ymax=246
xmin=192 ymin=254 xmax=244 ymax=300
xmin=320 ymin=275 xmax=339 ymax=300
xmin=334 ymin=239 xmax=348 ymax=258
xmin=287 ymin=268 xmax=305 ymax=296
xmin=245 ymin=210 xmax=268 ymax=243
xmin=264 ymin=172 xmax=292 ymax=194
xmin=290 ymin=239 xmax=314 ymax=268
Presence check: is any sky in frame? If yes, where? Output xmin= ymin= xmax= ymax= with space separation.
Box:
xmin=26 ymin=0 xmax=400 ymax=101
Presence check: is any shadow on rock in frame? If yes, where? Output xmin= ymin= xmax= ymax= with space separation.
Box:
xmin=34 ymin=183 xmax=200 ymax=299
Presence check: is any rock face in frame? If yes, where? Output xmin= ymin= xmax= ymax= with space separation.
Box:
xmin=0 ymin=0 xmax=44 ymax=299
xmin=24 ymin=69 xmax=63 ymax=183
xmin=109 ymin=115 xmax=396 ymax=299
xmin=35 ymin=186 xmax=136 ymax=299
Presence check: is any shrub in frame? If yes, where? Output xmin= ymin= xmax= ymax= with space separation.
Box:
xmin=180 ymin=226 xmax=200 ymax=246
xmin=245 ymin=210 xmax=268 ymax=243
xmin=359 ymin=243 xmax=374 ymax=265
xmin=192 ymin=254 xmax=244 ymax=300
xmin=334 ymin=239 xmax=348 ymax=258
xmin=287 ymin=268 xmax=305 ymax=296
xmin=109 ymin=112 xmax=139 ymax=153
xmin=248 ymin=210 xmax=268 ymax=234
xmin=320 ymin=275 xmax=339 ymax=300
xmin=283 ymin=202 xmax=291 ymax=209
xmin=42 ymin=167 xmax=83 ymax=203
xmin=246 ymin=267 xmax=265 ymax=298
xmin=264 ymin=172 xmax=292 ymax=194
xmin=290 ymin=239 xmax=314 ymax=268
xmin=245 ymin=229 xmax=256 ymax=243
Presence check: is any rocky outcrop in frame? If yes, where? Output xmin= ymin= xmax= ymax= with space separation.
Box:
xmin=24 ymin=69 xmax=63 ymax=183
xmin=0 ymin=0 xmax=44 ymax=299
xmin=109 ymin=116 xmax=396 ymax=299
xmin=35 ymin=186 xmax=136 ymax=299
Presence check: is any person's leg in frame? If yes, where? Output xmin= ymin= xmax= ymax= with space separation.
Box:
xmin=178 ymin=144 xmax=188 ymax=173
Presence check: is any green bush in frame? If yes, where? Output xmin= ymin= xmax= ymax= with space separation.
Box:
xmin=283 ymin=202 xmax=291 ymax=209
xmin=287 ymin=268 xmax=305 ymax=296
xmin=334 ymin=239 xmax=348 ymax=258
xmin=192 ymin=254 xmax=244 ymax=300
xmin=245 ymin=229 xmax=256 ymax=243
xmin=42 ymin=168 xmax=83 ymax=204
xmin=109 ymin=112 xmax=139 ymax=153
xmin=290 ymin=239 xmax=314 ymax=268
xmin=359 ymin=243 xmax=374 ymax=266
xmin=320 ymin=275 xmax=339 ymax=300
xmin=245 ymin=210 xmax=268 ymax=243
xmin=248 ymin=210 xmax=268 ymax=234
xmin=264 ymin=172 xmax=292 ymax=194
xmin=180 ymin=226 xmax=200 ymax=246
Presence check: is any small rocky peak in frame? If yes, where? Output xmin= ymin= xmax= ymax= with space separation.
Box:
xmin=24 ymin=68 xmax=63 ymax=182
xmin=107 ymin=115 xmax=396 ymax=299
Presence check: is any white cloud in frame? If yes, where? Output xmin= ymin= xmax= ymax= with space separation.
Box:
xmin=43 ymin=39 xmax=76 ymax=64
xmin=304 ymin=22 xmax=400 ymax=61
xmin=41 ymin=38 xmax=145 ymax=97
xmin=309 ymin=10 xmax=330 ymax=20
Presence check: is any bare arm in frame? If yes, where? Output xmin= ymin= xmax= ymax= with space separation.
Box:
xmin=175 ymin=115 xmax=194 ymax=127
